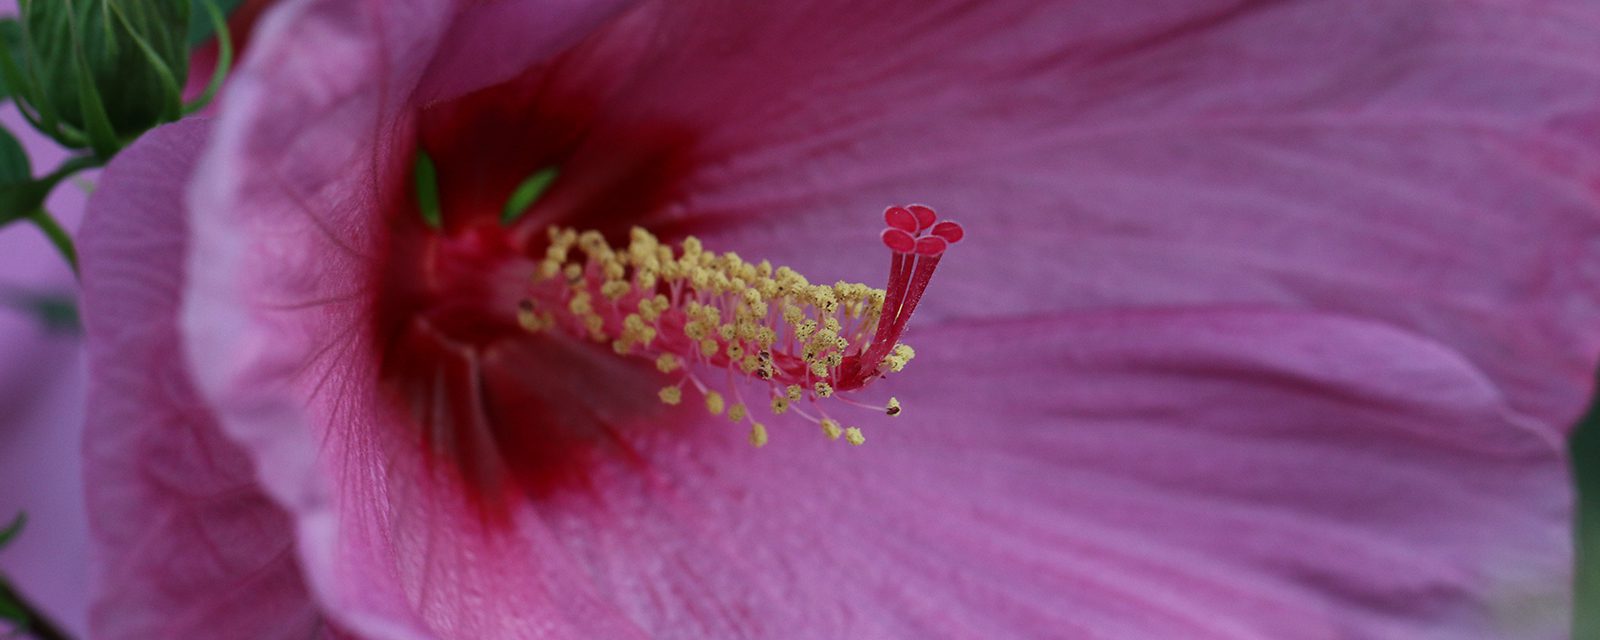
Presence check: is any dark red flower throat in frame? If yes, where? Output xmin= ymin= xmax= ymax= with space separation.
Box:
xmin=370 ymin=69 xmax=961 ymax=512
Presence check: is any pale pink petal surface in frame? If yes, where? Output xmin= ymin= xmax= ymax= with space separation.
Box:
xmin=145 ymin=0 xmax=1600 ymax=639
xmin=80 ymin=119 xmax=337 ymax=639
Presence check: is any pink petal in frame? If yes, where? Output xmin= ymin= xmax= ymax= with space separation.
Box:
xmin=463 ymin=312 xmax=1568 ymax=638
xmin=525 ymin=0 xmax=1600 ymax=435
xmin=416 ymin=0 xmax=641 ymax=103
xmin=168 ymin=0 xmax=1598 ymax=638
xmin=79 ymin=119 xmax=338 ymax=639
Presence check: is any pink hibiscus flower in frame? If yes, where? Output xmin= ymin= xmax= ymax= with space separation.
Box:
xmin=80 ymin=1 xmax=1600 ymax=639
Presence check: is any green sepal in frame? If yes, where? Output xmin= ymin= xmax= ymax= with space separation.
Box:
xmin=0 ymin=20 xmax=25 ymax=100
xmin=20 ymin=0 xmax=191 ymax=150
xmin=186 ymin=0 xmax=243 ymax=46
xmin=502 ymin=166 xmax=559 ymax=224
xmin=413 ymin=150 xmax=442 ymax=229
xmin=183 ymin=0 xmax=232 ymax=115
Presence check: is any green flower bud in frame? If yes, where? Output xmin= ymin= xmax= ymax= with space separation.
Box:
xmin=10 ymin=0 xmax=191 ymax=154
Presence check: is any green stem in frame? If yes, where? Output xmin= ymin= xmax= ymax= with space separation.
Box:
xmin=40 ymin=154 xmax=103 ymax=189
xmin=0 ymin=153 xmax=100 ymax=273
xmin=25 ymin=210 xmax=75 ymax=276
xmin=0 ymin=572 xmax=73 ymax=640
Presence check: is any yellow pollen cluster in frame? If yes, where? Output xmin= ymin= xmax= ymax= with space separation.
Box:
xmin=525 ymin=225 xmax=915 ymax=447
xmin=820 ymin=418 xmax=843 ymax=440
xmin=881 ymin=343 xmax=916 ymax=373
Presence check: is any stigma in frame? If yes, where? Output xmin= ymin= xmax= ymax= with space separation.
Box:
xmin=518 ymin=205 xmax=963 ymax=446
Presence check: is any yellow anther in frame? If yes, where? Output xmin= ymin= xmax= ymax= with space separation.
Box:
xmin=782 ymin=304 xmax=805 ymax=326
xmin=893 ymin=343 xmax=915 ymax=361
xmin=600 ymin=280 xmax=631 ymax=301
xmin=583 ymin=315 xmax=605 ymax=340
xmin=655 ymin=353 xmax=680 ymax=373
xmin=538 ymin=259 xmax=561 ymax=280
xmin=531 ymin=224 xmax=931 ymax=451
xmin=820 ymin=419 xmax=843 ymax=440
xmin=567 ymin=292 xmax=592 ymax=316
xmin=578 ymin=230 xmax=607 ymax=253
xmin=517 ymin=300 xmax=543 ymax=332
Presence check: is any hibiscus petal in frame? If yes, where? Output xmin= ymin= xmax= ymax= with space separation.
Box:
xmin=79 ymin=119 xmax=339 ymax=639
xmin=174 ymin=1 xmax=1593 ymax=638
xmin=416 ymin=0 xmax=641 ymax=103
xmin=452 ymin=312 xmax=1568 ymax=639
xmin=523 ymin=0 xmax=1600 ymax=434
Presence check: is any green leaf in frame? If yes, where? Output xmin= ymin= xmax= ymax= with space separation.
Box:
xmin=502 ymin=166 xmax=559 ymax=224
xmin=0 ymin=594 xmax=26 ymax=627
xmin=0 ymin=516 xmax=31 ymax=627
xmin=0 ymin=126 xmax=43 ymax=225
xmin=413 ymin=150 xmax=442 ymax=230
xmin=0 ymin=125 xmax=32 ymax=183
xmin=186 ymin=0 xmax=243 ymax=46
